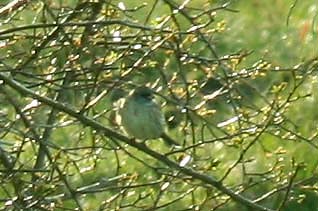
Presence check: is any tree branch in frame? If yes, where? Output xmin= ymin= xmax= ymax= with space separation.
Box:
xmin=0 ymin=0 xmax=29 ymax=16
xmin=0 ymin=73 xmax=275 ymax=211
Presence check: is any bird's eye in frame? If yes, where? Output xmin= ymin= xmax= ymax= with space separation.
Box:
xmin=142 ymin=93 xmax=152 ymax=99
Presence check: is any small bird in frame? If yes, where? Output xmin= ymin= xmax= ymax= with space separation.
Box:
xmin=117 ymin=86 xmax=179 ymax=146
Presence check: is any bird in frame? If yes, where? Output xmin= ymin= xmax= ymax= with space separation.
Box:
xmin=117 ymin=86 xmax=179 ymax=146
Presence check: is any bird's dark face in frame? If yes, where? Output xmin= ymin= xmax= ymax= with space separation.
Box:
xmin=132 ymin=86 xmax=154 ymax=100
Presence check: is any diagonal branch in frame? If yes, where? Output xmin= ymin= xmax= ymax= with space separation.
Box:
xmin=0 ymin=73 xmax=275 ymax=211
xmin=0 ymin=0 xmax=29 ymax=16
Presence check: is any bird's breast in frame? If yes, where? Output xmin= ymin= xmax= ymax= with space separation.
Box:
xmin=120 ymin=98 xmax=165 ymax=139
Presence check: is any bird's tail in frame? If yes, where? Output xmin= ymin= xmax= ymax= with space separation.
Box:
xmin=161 ymin=133 xmax=180 ymax=147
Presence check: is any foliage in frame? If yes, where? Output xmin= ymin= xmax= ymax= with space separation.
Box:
xmin=0 ymin=0 xmax=318 ymax=210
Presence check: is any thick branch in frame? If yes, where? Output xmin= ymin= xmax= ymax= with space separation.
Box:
xmin=0 ymin=73 xmax=275 ymax=211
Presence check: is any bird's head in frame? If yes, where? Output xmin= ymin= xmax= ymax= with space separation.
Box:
xmin=132 ymin=86 xmax=154 ymax=100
